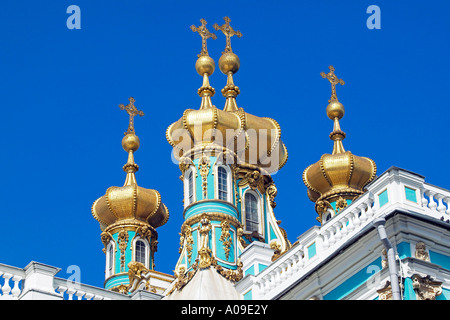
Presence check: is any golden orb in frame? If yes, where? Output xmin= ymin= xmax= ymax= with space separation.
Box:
xmin=326 ymin=101 xmax=345 ymax=120
xmin=122 ymin=133 xmax=140 ymax=152
xmin=219 ymin=52 xmax=240 ymax=74
xmin=195 ymin=55 xmax=215 ymax=76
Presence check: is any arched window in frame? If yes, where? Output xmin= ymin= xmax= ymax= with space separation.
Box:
xmin=106 ymin=242 xmax=114 ymax=278
xmin=135 ymin=240 xmax=146 ymax=264
xmin=245 ymin=192 xmax=259 ymax=232
xmin=217 ymin=166 xmax=228 ymax=201
xmin=184 ymin=167 xmax=196 ymax=207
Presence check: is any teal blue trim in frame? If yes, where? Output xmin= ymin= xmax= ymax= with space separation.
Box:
xmin=215 ymin=225 xmax=235 ymax=263
xmin=429 ymin=250 xmax=450 ymax=269
xmin=258 ymin=264 xmax=267 ymax=273
xmin=184 ymin=200 xmax=238 ymax=220
xmin=437 ymin=287 xmax=450 ymax=300
xmin=244 ymin=290 xmax=252 ymax=300
xmin=307 ymin=242 xmax=317 ymax=258
xmin=245 ymin=265 xmax=255 ymax=276
xmin=324 ymin=257 xmax=382 ymax=300
xmin=397 ymin=242 xmax=411 ymax=259
xmin=404 ymin=186 xmax=417 ymax=203
xmin=403 ymin=277 xmax=416 ymax=300
xmin=269 ymin=224 xmax=277 ymax=242
xmin=105 ymin=274 xmax=129 ymax=290
xmin=379 ymin=189 xmax=389 ymax=207
xmin=330 ymin=199 xmax=352 ymax=213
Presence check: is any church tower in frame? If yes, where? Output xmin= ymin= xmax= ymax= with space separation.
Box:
xmin=91 ymin=98 xmax=170 ymax=294
xmin=165 ymin=17 xmax=290 ymax=299
xmin=303 ymin=66 xmax=377 ymax=224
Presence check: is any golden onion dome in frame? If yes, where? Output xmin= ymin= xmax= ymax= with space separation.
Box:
xmin=167 ymin=18 xmax=288 ymax=173
xmin=303 ymin=66 xmax=376 ymax=216
xmin=92 ymin=98 xmax=169 ymax=231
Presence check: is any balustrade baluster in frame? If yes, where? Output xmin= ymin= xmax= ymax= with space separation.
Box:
xmin=11 ymin=276 xmax=22 ymax=298
xmin=2 ymin=273 xmax=12 ymax=296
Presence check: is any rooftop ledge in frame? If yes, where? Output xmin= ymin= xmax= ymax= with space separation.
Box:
xmin=236 ymin=166 xmax=450 ymax=299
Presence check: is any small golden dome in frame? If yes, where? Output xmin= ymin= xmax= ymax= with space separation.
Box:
xmin=219 ymin=52 xmax=240 ymax=75
xmin=303 ymin=67 xmax=376 ymax=218
xmin=195 ymin=55 xmax=215 ymax=76
xmin=92 ymin=98 xmax=169 ymax=232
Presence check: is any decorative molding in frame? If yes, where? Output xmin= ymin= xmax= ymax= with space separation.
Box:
xmin=412 ymin=274 xmax=442 ymax=300
xmin=219 ymin=220 xmax=232 ymax=261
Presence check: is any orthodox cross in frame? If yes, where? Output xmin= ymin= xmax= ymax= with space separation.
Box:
xmin=190 ymin=18 xmax=217 ymax=57
xmin=119 ymin=97 xmax=144 ymax=135
xmin=320 ymin=66 xmax=345 ymax=102
xmin=213 ymin=16 xmax=242 ymax=53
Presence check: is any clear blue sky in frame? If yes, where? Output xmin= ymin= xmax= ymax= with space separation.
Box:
xmin=0 ymin=1 xmax=449 ymax=289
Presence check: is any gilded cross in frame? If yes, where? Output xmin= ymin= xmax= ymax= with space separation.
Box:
xmin=190 ymin=19 xmax=217 ymax=57
xmin=320 ymin=66 xmax=345 ymax=102
xmin=213 ymin=16 xmax=242 ymax=53
xmin=119 ymin=97 xmax=144 ymax=135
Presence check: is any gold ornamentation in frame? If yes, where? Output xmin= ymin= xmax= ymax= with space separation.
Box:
xmin=270 ymin=240 xmax=282 ymax=262
xmin=100 ymin=231 xmax=113 ymax=253
xmin=128 ymin=261 xmax=149 ymax=288
xmin=267 ymin=183 xmax=277 ymax=208
xmin=415 ymin=242 xmax=430 ymax=262
xmin=183 ymin=226 xmax=194 ymax=265
xmin=219 ymin=220 xmax=232 ymax=261
xmin=412 ymin=274 xmax=442 ymax=300
xmin=376 ymin=278 xmax=404 ymax=300
xmin=335 ymin=196 xmax=348 ymax=213
xmin=198 ymin=216 xmax=212 ymax=269
xmin=110 ymin=284 xmax=129 ymax=295
xmin=117 ymin=228 xmax=129 ymax=272
xmin=213 ymin=17 xmax=242 ymax=54
xmin=198 ymin=155 xmax=211 ymax=199
xmin=381 ymin=248 xmax=388 ymax=269
xmin=212 ymin=258 xmax=243 ymax=282
xmin=303 ymin=67 xmax=376 ymax=221
xmin=320 ymin=65 xmax=345 ymax=103
xmin=190 ymin=19 xmax=217 ymax=57
xmin=238 ymin=170 xmax=261 ymax=190
xmin=119 ymin=97 xmax=144 ymax=135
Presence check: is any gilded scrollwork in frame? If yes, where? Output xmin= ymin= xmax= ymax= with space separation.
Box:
xmin=117 ymin=228 xmax=129 ymax=272
xmin=412 ymin=274 xmax=442 ymax=300
xmin=198 ymin=216 xmax=212 ymax=269
xmin=198 ymin=155 xmax=211 ymax=199
xmin=219 ymin=220 xmax=232 ymax=261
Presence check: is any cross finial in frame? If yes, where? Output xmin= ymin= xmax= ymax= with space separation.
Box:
xmin=119 ymin=97 xmax=144 ymax=135
xmin=320 ymin=66 xmax=345 ymax=103
xmin=213 ymin=16 xmax=242 ymax=53
xmin=190 ymin=19 xmax=217 ymax=57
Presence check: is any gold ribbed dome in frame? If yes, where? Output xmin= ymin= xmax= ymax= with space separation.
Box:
xmin=166 ymin=18 xmax=288 ymax=173
xmin=303 ymin=66 xmax=376 ymax=218
xmin=92 ymin=98 xmax=169 ymax=231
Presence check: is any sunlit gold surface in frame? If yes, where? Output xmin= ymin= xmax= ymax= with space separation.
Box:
xmin=303 ymin=67 xmax=376 ymax=217
xmin=166 ymin=18 xmax=287 ymax=172
xmin=92 ymin=98 xmax=169 ymax=231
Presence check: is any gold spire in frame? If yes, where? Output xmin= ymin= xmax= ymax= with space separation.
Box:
xmin=191 ymin=19 xmax=216 ymax=110
xmin=119 ymin=97 xmax=143 ymax=186
xmin=190 ymin=18 xmax=217 ymax=58
xmin=302 ymin=66 xmax=376 ymax=222
xmin=320 ymin=65 xmax=345 ymax=103
xmin=119 ymin=97 xmax=144 ymax=135
xmin=214 ymin=17 xmax=242 ymax=112
xmin=320 ymin=66 xmax=347 ymax=155
xmin=213 ymin=16 xmax=242 ymax=54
